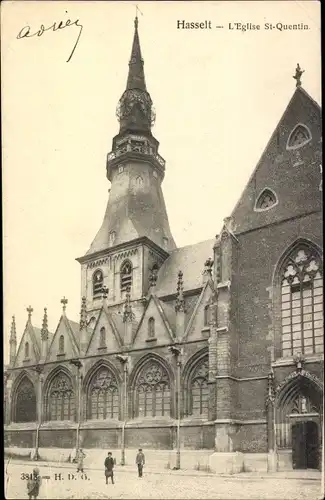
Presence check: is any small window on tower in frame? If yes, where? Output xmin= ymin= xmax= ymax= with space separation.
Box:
xmin=118 ymin=165 xmax=124 ymax=174
xmin=148 ymin=317 xmax=155 ymax=338
xmin=204 ymin=305 xmax=210 ymax=327
xmin=286 ymin=123 xmax=312 ymax=150
xmin=153 ymin=171 xmax=158 ymax=179
xmin=24 ymin=342 xmax=29 ymax=359
xmin=163 ymin=237 xmax=169 ymax=250
xmin=120 ymin=260 xmax=132 ymax=292
xmin=99 ymin=327 xmax=106 ymax=348
xmin=93 ymin=269 xmax=104 ymax=298
xmin=58 ymin=335 xmax=65 ymax=354
xmin=254 ymin=188 xmax=278 ymax=212
xmin=136 ymin=176 xmax=143 ymax=186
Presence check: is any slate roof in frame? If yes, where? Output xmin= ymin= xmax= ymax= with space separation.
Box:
xmin=155 ymin=239 xmax=215 ymax=297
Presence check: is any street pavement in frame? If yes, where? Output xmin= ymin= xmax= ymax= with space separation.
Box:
xmin=4 ymin=460 xmax=322 ymax=500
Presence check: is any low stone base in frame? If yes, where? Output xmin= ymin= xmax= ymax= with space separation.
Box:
xmin=267 ymin=451 xmax=278 ymax=472
xmin=30 ymin=448 xmax=40 ymax=461
xmin=209 ymin=452 xmax=244 ymax=474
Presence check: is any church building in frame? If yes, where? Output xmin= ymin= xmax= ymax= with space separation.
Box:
xmin=4 ymin=19 xmax=323 ymax=473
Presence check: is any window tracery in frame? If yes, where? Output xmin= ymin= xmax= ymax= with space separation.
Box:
xmin=189 ymin=358 xmax=209 ymax=417
xmin=88 ymin=367 xmax=119 ymax=420
xmin=48 ymin=373 xmax=75 ymax=421
xmin=280 ymin=246 xmax=323 ymax=357
xmin=255 ymin=188 xmax=278 ymax=211
xmin=135 ymin=361 xmax=171 ymax=417
xmin=286 ymin=124 xmax=312 ymax=150
xmin=14 ymin=377 xmax=36 ymax=422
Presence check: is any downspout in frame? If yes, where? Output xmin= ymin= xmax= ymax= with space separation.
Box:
xmin=76 ymin=372 xmax=82 ymax=451
xmin=121 ymin=362 xmax=128 ymax=465
xmin=176 ymin=359 xmax=181 ymax=470
xmin=34 ymin=370 xmax=43 ymax=461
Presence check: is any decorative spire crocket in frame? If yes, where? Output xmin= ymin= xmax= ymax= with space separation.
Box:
xmin=10 ymin=315 xmax=17 ymax=344
xmin=175 ymin=271 xmax=186 ymax=313
xmin=265 ymin=369 xmax=276 ymax=408
xmin=80 ymin=296 xmax=87 ymax=330
xmin=123 ymin=286 xmax=134 ymax=322
xmin=41 ymin=308 xmax=49 ymax=341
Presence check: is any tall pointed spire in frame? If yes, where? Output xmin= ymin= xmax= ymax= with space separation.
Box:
xmin=41 ymin=308 xmax=49 ymax=341
xmin=126 ymin=16 xmax=146 ymax=92
xmin=10 ymin=315 xmax=17 ymax=344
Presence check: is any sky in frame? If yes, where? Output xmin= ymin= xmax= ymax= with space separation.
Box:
xmin=2 ymin=1 xmax=321 ymax=362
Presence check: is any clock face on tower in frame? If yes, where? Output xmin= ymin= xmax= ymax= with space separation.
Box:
xmin=116 ymin=89 xmax=156 ymax=126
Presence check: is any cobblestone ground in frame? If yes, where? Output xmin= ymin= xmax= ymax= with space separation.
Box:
xmin=5 ymin=462 xmax=322 ymax=500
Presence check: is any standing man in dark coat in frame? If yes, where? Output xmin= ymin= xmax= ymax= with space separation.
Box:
xmin=104 ymin=452 xmax=115 ymax=485
xmin=136 ymin=448 xmax=145 ymax=478
xmin=26 ymin=468 xmax=41 ymax=500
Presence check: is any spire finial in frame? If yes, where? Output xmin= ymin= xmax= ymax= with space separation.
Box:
xmin=10 ymin=315 xmax=17 ymax=343
xmin=293 ymin=63 xmax=304 ymax=87
xmin=27 ymin=305 xmax=33 ymax=321
xmin=61 ymin=296 xmax=68 ymax=314
xmin=175 ymin=271 xmax=186 ymax=312
xmin=41 ymin=307 xmax=49 ymax=340
xmin=80 ymin=296 xmax=87 ymax=330
xmin=126 ymin=8 xmax=146 ymax=91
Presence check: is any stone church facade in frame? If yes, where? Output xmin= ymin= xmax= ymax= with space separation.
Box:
xmin=4 ymin=19 xmax=323 ymax=473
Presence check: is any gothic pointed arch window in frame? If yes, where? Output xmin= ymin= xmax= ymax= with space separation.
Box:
xmin=254 ymin=188 xmax=278 ymax=212
xmin=148 ymin=317 xmax=155 ymax=338
xmin=58 ymin=335 xmax=65 ymax=354
xmin=93 ymin=269 xmax=104 ymax=298
xmin=135 ymin=360 xmax=171 ymax=417
xmin=24 ymin=342 xmax=29 ymax=359
xmin=189 ymin=358 xmax=209 ymax=417
xmin=279 ymin=245 xmax=323 ymax=357
xmin=120 ymin=260 xmax=132 ymax=292
xmin=87 ymin=366 xmax=119 ymax=420
xmin=47 ymin=372 xmax=75 ymax=421
xmin=286 ymin=123 xmax=312 ymax=151
xmin=14 ymin=376 xmax=36 ymax=422
xmin=99 ymin=327 xmax=106 ymax=348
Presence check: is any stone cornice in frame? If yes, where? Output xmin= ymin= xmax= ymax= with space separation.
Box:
xmin=76 ymin=236 xmax=170 ymax=265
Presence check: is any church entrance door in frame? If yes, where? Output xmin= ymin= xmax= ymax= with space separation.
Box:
xmin=292 ymin=421 xmax=320 ymax=470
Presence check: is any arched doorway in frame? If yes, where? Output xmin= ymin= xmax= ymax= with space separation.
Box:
xmin=292 ymin=420 xmax=319 ymax=469
xmin=275 ymin=374 xmax=322 ymax=470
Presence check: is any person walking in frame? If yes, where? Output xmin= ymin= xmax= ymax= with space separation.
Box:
xmin=76 ymin=448 xmax=86 ymax=473
xmin=26 ymin=468 xmax=41 ymax=500
xmin=136 ymin=448 xmax=145 ymax=478
xmin=104 ymin=451 xmax=115 ymax=485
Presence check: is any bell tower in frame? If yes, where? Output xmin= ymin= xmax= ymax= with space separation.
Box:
xmin=77 ymin=17 xmax=176 ymax=316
